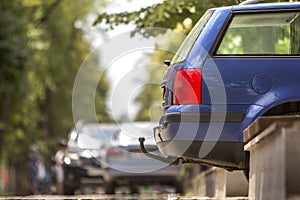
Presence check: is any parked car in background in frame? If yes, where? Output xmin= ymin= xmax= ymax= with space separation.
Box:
xmin=101 ymin=122 xmax=184 ymax=194
xmin=63 ymin=123 xmax=118 ymax=194
xmin=154 ymin=0 xmax=300 ymax=176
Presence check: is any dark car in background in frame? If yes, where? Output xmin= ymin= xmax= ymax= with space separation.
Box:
xmin=63 ymin=123 xmax=118 ymax=194
xmin=101 ymin=122 xmax=184 ymax=194
xmin=154 ymin=1 xmax=300 ymax=174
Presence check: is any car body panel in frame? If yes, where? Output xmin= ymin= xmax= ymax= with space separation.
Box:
xmin=103 ymin=144 xmax=182 ymax=184
xmin=155 ymin=2 xmax=300 ymax=170
xmin=101 ymin=122 xmax=183 ymax=194
xmin=63 ymin=123 xmax=118 ymax=194
xmin=232 ymin=2 xmax=300 ymax=11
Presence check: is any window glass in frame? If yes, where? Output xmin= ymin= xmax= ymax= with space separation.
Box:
xmin=216 ymin=12 xmax=300 ymax=55
xmin=70 ymin=126 xmax=116 ymax=149
xmin=172 ymin=10 xmax=214 ymax=64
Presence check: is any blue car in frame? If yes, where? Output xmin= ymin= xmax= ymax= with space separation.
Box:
xmin=154 ymin=1 xmax=300 ymax=172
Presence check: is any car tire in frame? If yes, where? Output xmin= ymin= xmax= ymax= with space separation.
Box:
xmin=243 ymin=151 xmax=250 ymax=182
xmin=104 ymin=182 xmax=115 ymax=194
xmin=63 ymin=185 xmax=75 ymax=195
xmin=174 ymin=183 xmax=184 ymax=194
xmin=129 ymin=184 xmax=139 ymax=194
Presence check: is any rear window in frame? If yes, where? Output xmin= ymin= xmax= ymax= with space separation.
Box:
xmin=171 ymin=10 xmax=214 ymax=64
xmin=68 ymin=126 xmax=116 ymax=149
xmin=216 ymin=11 xmax=300 ymax=56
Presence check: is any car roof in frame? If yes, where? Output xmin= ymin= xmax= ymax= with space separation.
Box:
xmin=117 ymin=122 xmax=157 ymax=135
xmin=233 ymin=2 xmax=300 ymax=11
xmin=112 ymin=122 xmax=157 ymax=146
xmin=74 ymin=123 xmax=119 ymax=136
xmin=79 ymin=123 xmax=118 ymax=129
xmin=119 ymin=121 xmax=158 ymax=128
xmin=211 ymin=2 xmax=300 ymax=13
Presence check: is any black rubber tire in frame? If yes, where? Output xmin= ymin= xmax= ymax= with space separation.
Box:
xmin=243 ymin=151 xmax=250 ymax=182
xmin=175 ymin=183 xmax=184 ymax=195
xmin=104 ymin=182 xmax=115 ymax=194
xmin=63 ymin=185 xmax=75 ymax=195
xmin=129 ymin=184 xmax=139 ymax=194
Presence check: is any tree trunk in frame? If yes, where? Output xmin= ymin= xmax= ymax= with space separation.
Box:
xmin=0 ymin=92 xmax=12 ymax=158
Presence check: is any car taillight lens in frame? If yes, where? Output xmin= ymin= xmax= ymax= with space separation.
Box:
xmin=173 ymin=69 xmax=202 ymax=105
xmin=106 ymin=148 xmax=124 ymax=157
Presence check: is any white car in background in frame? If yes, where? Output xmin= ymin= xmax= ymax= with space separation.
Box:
xmin=63 ymin=123 xmax=119 ymax=194
xmin=101 ymin=122 xmax=184 ymax=194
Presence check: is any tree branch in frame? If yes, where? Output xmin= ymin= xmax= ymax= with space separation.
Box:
xmin=38 ymin=0 xmax=63 ymax=24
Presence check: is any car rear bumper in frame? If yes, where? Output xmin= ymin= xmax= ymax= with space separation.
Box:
xmin=155 ymin=139 xmax=244 ymax=169
xmin=154 ymin=108 xmax=248 ymax=170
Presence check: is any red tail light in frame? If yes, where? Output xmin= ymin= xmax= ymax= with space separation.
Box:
xmin=106 ymin=148 xmax=124 ymax=157
xmin=173 ymin=69 xmax=202 ymax=105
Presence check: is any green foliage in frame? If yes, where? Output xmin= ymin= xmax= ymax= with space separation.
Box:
xmin=94 ymin=0 xmax=237 ymax=37
xmin=0 ymin=0 xmax=111 ymax=168
xmin=0 ymin=1 xmax=29 ymax=92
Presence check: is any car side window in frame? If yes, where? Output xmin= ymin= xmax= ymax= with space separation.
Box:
xmin=171 ymin=10 xmax=214 ymax=64
xmin=216 ymin=11 xmax=300 ymax=56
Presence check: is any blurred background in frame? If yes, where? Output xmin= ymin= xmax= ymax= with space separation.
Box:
xmin=0 ymin=0 xmax=289 ymax=196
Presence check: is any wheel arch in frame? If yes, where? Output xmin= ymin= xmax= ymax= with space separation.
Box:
xmin=260 ymin=100 xmax=300 ymax=116
xmin=240 ymin=98 xmax=300 ymax=140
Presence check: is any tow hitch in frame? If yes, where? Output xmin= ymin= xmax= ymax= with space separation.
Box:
xmin=138 ymin=137 xmax=180 ymax=165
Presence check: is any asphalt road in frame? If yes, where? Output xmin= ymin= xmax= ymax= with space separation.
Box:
xmin=0 ymin=194 xmax=181 ymax=200
xmin=0 ymin=195 xmax=252 ymax=200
